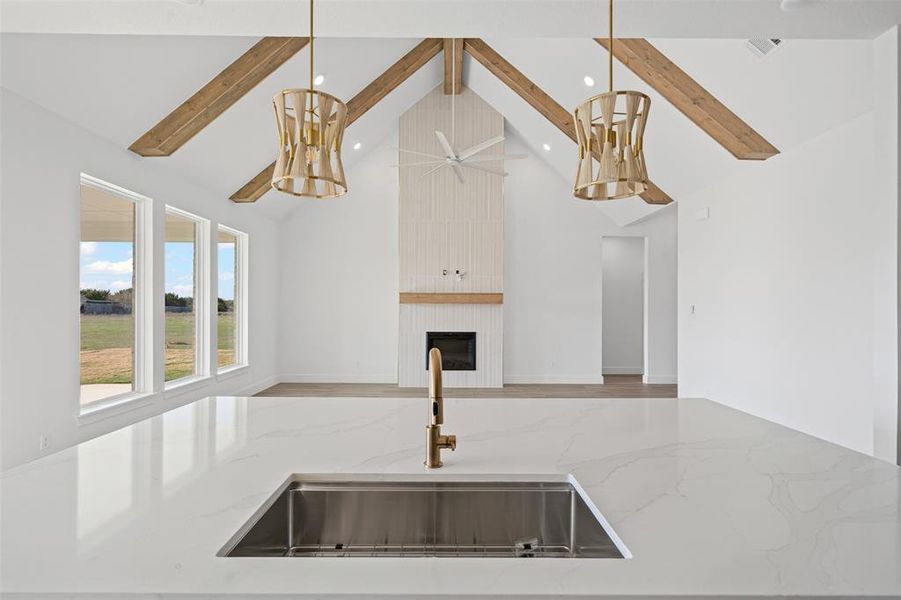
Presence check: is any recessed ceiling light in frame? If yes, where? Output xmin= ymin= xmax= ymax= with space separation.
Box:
xmin=314 ymin=74 xmax=326 ymax=86
xmin=353 ymin=142 xmax=362 ymax=151
xmin=583 ymin=75 xmax=595 ymax=87
xmin=542 ymin=143 xmax=551 ymax=152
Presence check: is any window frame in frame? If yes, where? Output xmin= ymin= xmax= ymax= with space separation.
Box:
xmin=78 ymin=173 xmax=154 ymax=415
xmin=163 ymin=206 xmax=210 ymax=388
xmin=216 ymin=225 xmax=248 ymax=373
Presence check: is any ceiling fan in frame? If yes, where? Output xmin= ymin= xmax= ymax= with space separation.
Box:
xmin=398 ymin=131 xmax=527 ymax=183
xmin=395 ymin=39 xmax=526 ymax=183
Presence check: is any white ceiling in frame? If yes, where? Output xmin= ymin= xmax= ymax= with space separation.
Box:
xmin=0 ymin=33 xmax=876 ymax=224
xmin=2 ymin=1 xmax=900 ymax=39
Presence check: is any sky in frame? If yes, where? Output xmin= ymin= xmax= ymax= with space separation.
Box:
xmin=79 ymin=241 xmax=235 ymax=301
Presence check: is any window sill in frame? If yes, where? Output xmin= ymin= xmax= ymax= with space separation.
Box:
xmin=164 ymin=375 xmax=213 ymax=398
xmin=78 ymin=392 xmax=154 ymax=426
xmin=217 ymin=364 xmax=249 ymax=381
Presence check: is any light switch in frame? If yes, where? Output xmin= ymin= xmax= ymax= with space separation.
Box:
xmin=695 ymin=207 xmax=710 ymax=221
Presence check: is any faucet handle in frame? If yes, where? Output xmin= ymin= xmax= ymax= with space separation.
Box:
xmin=442 ymin=434 xmax=457 ymax=451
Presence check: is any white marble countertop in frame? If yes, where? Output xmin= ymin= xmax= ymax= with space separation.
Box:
xmin=2 ymin=396 xmax=900 ymax=598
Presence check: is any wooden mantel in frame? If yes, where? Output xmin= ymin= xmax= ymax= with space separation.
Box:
xmin=399 ymin=293 xmax=503 ymax=305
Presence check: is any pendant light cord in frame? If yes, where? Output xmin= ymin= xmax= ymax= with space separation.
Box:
xmin=608 ymin=0 xmax=613 ymax=92
xmin=309 ymin=0 xmax=314 ymax=92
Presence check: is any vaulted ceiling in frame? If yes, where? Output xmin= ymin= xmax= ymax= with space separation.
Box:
xmin=3 ymin=1 xmax=900 ymax=39
xmin=0 ymin=32 xmax=875 ymax=224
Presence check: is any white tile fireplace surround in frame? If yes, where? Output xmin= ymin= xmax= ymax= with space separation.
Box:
xmin=398 ymin=304 xmax=503 ymax=387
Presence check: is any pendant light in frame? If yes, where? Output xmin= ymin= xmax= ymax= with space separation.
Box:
xmin=271 ymin=0 xmax=348 ymax=198
xmin=573 ymin=0 xmax=651 ymax=201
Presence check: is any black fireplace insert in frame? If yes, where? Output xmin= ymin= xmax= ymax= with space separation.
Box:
xmin=426 ymin=332 xmax=476 ymax=371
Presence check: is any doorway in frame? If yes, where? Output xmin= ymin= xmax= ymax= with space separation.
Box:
xmin=601 ymin=236 xmax=647 ymax=381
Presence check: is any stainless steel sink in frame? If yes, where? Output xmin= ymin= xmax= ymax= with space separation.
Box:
xmin=219 ymin=477 xmax=627 ymax=558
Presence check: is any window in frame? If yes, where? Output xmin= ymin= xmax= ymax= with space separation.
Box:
xmin=79 ymin=175 xmax=150 ymax=408
xmin=217 ymin=226 xmax=247 ymax=370
xmin=165 ymin=207 xmax=208 ymax=384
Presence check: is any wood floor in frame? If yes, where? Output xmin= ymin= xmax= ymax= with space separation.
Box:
xmin=256 ymin=375 xmax=677 ymax=399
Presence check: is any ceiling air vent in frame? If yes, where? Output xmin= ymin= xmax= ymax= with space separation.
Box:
xmin=746 ymin=38 xmax=782 ymax=58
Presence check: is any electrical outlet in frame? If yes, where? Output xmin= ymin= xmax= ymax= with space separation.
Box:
xmin=39 ymin=434 xmax=50 ymax=451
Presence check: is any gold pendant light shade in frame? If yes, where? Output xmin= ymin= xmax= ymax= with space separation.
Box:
xmin=271 ymin=88 xmax=348 ymax=198
xmin=574 ymin=0 xmax=652 ymax=201
xmin=271 ymin=0 xmax=348 ymax=199
xmin=573 ymin=90 xmax=651 ymax=200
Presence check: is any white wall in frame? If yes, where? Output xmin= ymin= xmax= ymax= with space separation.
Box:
xmin=277 ymin=135 xmax=399 ymax=383
xmin=276 ymin=127 xmax=679 ymax=385
xmin=678 ymin=109 xmax=898 ymax=460
xmin=602 ymin=237 xmax=645 ymax=376
xmin=504 ymin=132 xmax=678 ymax=384
xmin=0 ymin=89 xmax=281 ymax=469
xmin=874 ymin=26 xmax=900 ymax=464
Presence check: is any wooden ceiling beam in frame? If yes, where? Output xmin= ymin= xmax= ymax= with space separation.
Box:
xmin=231 ymin=38 xmax=443 ymax=203
xmin=596 ymin=38 xmax=779 ymax=161
xmin=130 ymin=37 xmax=309 ymax=157
xmin=443 ymin=38 xmax=464 ymax=94
xmin=464 ymin=38 xmax=673 ymax=206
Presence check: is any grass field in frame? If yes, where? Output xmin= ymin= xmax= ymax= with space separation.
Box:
xmin=80 ymin=313 xmax=236 ymax=384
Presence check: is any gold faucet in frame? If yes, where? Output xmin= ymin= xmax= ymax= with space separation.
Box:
xmin=426 ymin=348 xmax=456 ymax=468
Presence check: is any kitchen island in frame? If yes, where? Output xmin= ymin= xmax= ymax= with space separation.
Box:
xmin=1 ymin=395 xmax=900 ymax=598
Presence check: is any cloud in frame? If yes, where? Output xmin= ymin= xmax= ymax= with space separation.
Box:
xmin=80 ymin=242 xmax=98 ymax=257
xmin=219 ymin=271 xmax=234 ymax=281
xmin=83 ymin=259 xmax=133 ymax=274
xmin=169 ymin=284 xmax=194 ymax=297
xmin=109 ymin=280 xmax=132 ymax=292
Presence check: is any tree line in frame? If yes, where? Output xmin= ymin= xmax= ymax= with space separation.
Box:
xmin=80 ymin=288 xmax=234 ymax=312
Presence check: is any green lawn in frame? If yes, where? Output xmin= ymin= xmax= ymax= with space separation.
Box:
xmin=80 ymin=312 xmax=237 ymax=384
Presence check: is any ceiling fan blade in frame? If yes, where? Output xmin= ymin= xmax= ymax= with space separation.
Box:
xmin=464 ymin=153 xmax=528 ymax=163
xmin=398 ymin=148 xmax=446 ymax=160
xmin=450 ymin=162 xmax=466 ymax=183
xmin=462 ymin=163 xmax=507 ymax=177
xmin=458 ymin=135 xmax=505 ymax=160
xmin=422 ymin=163 xmax=449 ymax=179
xmin=434 ymin=130 xmax=458 ymax=160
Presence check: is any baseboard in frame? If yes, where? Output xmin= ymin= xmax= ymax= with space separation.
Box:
xmin=234 ymin=375 xmax=281 ymax=396
xmin=602 ymin=367 xmax=644 ymax=375
xmin=643 ymin=375 xmax=678 ymax=385
xmin=278 ymin=374 xmax=399 ymax=384
xmin=504 ymin=375 xmax=605 ymax=385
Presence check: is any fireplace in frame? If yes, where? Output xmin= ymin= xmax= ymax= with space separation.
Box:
xmin=426 ymin=332 xmax=476 ymax=371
